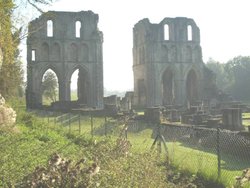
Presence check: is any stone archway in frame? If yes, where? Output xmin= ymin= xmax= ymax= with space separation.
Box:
xmin=70 ymin=66 xmax=90 ymax=105
xmin=186 ymin=69 xmax=198 ymax=104
xmin=26 ymin=11 xmax=104 ymax=109
xmin=41 ymin=69 xmax=59 ymax=105
xmin=162 ymin=68 xmax=175 ymax=105
xmin=33 ymin=65 xmax=60 ymax=106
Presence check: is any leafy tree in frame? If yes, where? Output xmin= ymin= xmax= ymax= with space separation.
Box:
xmin=0 ymin=0 xmax=15 ymax=67
xmin=225 ymin=56 xmax=250 ymax=100
xmin=206 ymin=58 xmax=232 ymax=92
xmin=0 ymin=0 xmax=55 ymax=99
xmin=0 ymin=0 xmax=24 ymax=98
xmin=42 ymin=71 xmax=58 ymax=103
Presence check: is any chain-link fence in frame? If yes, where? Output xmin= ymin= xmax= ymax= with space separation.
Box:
xmin=43 ymin=111 xmax=250 ymax=187
xmin=159 ymin=123 xmax=250 ymax=187
xmin=43 ymin=110 xmax=125 ymax=137
xmin=4 ymin=109 xmax=250 ymax=187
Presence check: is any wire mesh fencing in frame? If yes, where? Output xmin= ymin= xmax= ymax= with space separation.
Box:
xmin=160 ymin=123 xmax=250 ymax=187
xmin=7 ymin=109 xmax=250 ymax=187
xmin=42 ymin=110 xmax=126 ymax=137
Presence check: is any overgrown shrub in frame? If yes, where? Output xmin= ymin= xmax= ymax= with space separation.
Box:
xmin=18 ymin=153 xmax=100 ymax=188
xmin=0 ymin=94 xmax=17 ymax=133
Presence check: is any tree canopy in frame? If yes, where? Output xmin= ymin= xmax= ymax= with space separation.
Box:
xmin=42 ymin=70 xmax=58 ymax=103
xmin=206 ymin=56 xmax=250 ymax=101
xmin=0 ymin=0 xmax=55 ymax=99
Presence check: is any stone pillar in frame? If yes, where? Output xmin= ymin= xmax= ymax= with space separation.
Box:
xmin=222 ymin=108 xmax=243 ymax=130
xmin=154 ymin=74 xmax=162 ymax=106
xmin=175 ymin=79 xmax=185 ymax=105
xmin=59 ymin=79 xmax=70 ymax=102
xmin=146 ymin=67 xmax=155 ymax=107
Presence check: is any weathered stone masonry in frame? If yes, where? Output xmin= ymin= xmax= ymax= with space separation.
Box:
xmin=133 ymin=17 xmax=215 ymax=107
xmin=26 ymin=11 xmax=104 ymax=109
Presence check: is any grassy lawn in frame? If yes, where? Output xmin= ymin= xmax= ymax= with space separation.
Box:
xmin=2 ymin=107 xmax=249 ymax=187
xmin=242 ymin=113 xmax=250 ymax=127
xmin=166 ymin=142 xmax=250 ymax=187
xmin=1 ymin=111 xmax=171 ymax=187
xmin=53 ymin=115 xmax=249 ymax=187
xmin=119 ymin=122 xmax=249 ymax=187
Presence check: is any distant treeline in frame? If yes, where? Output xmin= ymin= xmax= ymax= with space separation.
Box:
xmin=206 ymin=56 xmax=250 ymax=102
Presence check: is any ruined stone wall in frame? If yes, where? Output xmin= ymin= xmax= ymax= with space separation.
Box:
xmin=26 ymin=11 xmax=103 ymax=109
xmin=133 ymin=17 xmax=214 ymax=107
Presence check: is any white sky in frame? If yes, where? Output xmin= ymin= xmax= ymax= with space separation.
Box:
xmin=21 ymin=0 xmax=250 ymax=91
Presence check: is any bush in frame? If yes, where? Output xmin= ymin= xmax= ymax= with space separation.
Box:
xmin=0 ymin=94 xmax=17 ymax=133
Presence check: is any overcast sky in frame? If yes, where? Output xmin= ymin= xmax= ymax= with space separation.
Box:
xmin=22 ymin=0 xmax=250 ymax=91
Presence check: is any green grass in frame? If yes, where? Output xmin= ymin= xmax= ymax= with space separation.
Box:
xmin=0 ymin=122 xmax=84 ymax=185
xmin=119 ymin=122 xmax=249 ymax=187
xmin=242 ymin=113 xmax=250 ymax=118
xmin=1 ymin=105 xmax=249 ymax=187
xmin=41 ymin=113 xmax=250 ymax=187
xmin=70 ymin=90 xmax=78 ymax=101
xmin=242 ymin=113 xmax=250 ymax=127
xmin=166 ymin=142 xmax=250 ymax=187
xmin=0 ymin=110 xmax=172 ymax=187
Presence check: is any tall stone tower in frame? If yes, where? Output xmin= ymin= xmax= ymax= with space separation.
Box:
xmin=133 ymin=17 xmax=215 ymax=107
xmin=26 ymin=11 xmax=104 ymax=109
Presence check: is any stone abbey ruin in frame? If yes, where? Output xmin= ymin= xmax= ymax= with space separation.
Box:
xmin=26 ymin=11 xmax=104 ymax=109
xmin=26 ymin=11 xmax=248 ymax=132
xmin=26 ymin=11 xmax=216 ymax=109
xmin=133 ymin=17 xmax=216 ymax=107
xmin=23 ymin=12 xmax=250 ymax=185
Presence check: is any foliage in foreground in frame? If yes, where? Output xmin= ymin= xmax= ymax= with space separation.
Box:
xmin=0 ymin=110 xmax=168 ymax=187
xmin=18 ymin=153 xmax=100 ymax=187
xmin=0 ymin=109 xmax=227 ymax=187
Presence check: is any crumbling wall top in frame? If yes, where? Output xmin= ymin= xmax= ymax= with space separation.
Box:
xmin=133 ymin=17 xmax=200 ymax=45
xmin=28 ymin=10 xmax=102 ymax=40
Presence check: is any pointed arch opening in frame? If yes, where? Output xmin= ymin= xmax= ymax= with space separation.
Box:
xmin=47 ymin=20 xmax=53 ymax=37
xmin=186 ymin=69 xmax=198 ymax=105
xmin=162 ymin=69 xmax=175 ymax=105
xmin=41 ymin=69 xmax=59 ymax=106
xmin=31 ymin=49 xmax=36 ymax=61
xmin=75 ymin=21 xmax=81 ymax=38
xmin=187 ymin=25 xmax=192 ymax=41
xmin=164 ymin=24 xmax=169 ymax=40
xmin=70 ymin=67 xmax=89 ymax=104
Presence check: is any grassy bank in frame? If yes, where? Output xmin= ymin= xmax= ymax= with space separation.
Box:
xmin=1 ymin=105 xmax=245 ymax=187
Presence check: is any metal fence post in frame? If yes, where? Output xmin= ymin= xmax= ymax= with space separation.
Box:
xmin=69 ymin=113 xmax=71 ymax=133
xmin=91 ymin=112 xmax=93 ymax=137
xmin=61 ymin=114 xmax=63 ymax=125
xmin=217 ymin=125 xmax=221 ymax=179
xmin=105 ymin=116 xmax=107 ymax=136
xmin=54 ymin=115 xmax=56 ymax=125
xmin=78 ymin=113 xmax=81 ymax=134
